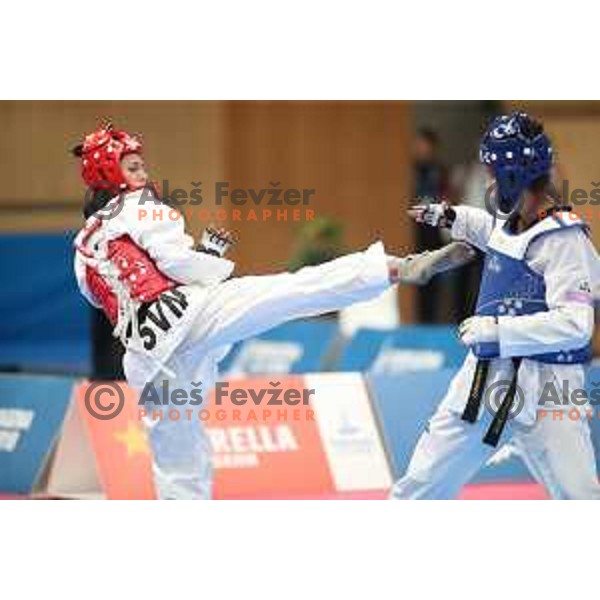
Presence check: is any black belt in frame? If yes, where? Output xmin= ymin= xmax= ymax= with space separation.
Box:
xmin=461 ymin=357 xmax=522 ymax=447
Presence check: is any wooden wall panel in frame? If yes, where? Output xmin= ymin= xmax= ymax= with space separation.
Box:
xmin=222 ymin=100 xmax=415 ymax=318
xmin=0 ymin=100 xmax=225 ymax=232
xmin=0 ymin=100 xmax=416 ymax=319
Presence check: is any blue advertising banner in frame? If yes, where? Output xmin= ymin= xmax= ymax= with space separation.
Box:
xmin=338 ymin=326 xmax=467 ymax=374
xmin=584 ymin=366 xmax=600 ymax=473
xmin=0 ymin=374 xmax=74 ymax=494
xmin=219 ymin=318 xmax=338 ymax=375
xmin=0 ymin=233 xmax=91 ymax=373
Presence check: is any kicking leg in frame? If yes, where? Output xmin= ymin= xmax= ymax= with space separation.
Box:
xmin=180 ymin=240 xmax=474 ymax=353
xmin=186 ymin=241 xmax=392 ymax=351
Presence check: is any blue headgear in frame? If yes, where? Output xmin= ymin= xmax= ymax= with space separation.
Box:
xmin=480 ymin=112 xmax=553 ymax=213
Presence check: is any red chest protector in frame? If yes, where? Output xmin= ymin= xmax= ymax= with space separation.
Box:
xmin=79 ymin=223 xmax=176 ymax=324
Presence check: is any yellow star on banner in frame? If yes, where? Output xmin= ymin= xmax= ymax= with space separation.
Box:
xmin=113 ymin=422 xmax=150 ymax=458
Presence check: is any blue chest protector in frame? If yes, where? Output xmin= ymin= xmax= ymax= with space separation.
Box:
xmin=474 ymin=213 xmax=591 ymax=364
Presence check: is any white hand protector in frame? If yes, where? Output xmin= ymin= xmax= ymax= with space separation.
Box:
xmin=458 ymin=316 xmax=499 ymax=346
xmin=198 ymin=227 xmax=237 ymax=257
xmin=408 ymin=201 xmax=455 ymax=228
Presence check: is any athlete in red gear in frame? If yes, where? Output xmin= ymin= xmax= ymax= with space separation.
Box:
xmin=73 ymin=122 xmax=472 ymax=499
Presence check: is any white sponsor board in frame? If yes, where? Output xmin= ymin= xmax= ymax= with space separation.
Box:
xmin=306 ymin=372 xmax=392 ymax=492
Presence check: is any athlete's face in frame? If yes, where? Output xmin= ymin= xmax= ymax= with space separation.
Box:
xmin=121 ymin=153 xmax=148 ymax=189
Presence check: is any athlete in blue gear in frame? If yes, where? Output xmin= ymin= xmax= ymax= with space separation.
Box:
xmin=391 ymin=112 xmax=600 ymax=499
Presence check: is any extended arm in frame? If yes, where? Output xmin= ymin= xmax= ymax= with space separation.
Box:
xmin=394 ymin=201 xmax=485 ymax=285
xmin=409 ymin=201 xmax=494 ymax=251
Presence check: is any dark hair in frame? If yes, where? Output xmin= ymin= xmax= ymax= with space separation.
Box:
xmin=528 ymin=174 xmax=551 ymax=195
xmin=71 ymin=144 xmax=84 ymax=158
xmin=518 ymin=114 xmax=545 ymax=139
xmin=82 ymin=188 xmax=115 ymax=219
xmin=416 ymin=126 xmax=440 ymax=148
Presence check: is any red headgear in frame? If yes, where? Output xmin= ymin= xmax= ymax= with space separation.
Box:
xmin=78 ymin=122 xmax=143 ymax=191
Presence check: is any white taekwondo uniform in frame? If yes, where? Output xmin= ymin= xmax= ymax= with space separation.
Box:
xmin=75 ymin=189 xmax=391 ymax=499
xmin=391 ymin=206 xmax=600 ymax=500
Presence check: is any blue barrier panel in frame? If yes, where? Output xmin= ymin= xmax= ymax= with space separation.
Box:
xmin=0 ymin=374 xmax=74 ymax=493
xmin=583 ymin=366 xmax=600 ymax=473
xmin=219 ymin=318 xmax=338 ymax=375
xmin=0 ymin=233 xmax=91 ymax=372
xmin=338 ymin=326 xmax=467 ymax=374
xmin=367 ymin=370 xmax=532 ymax=484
